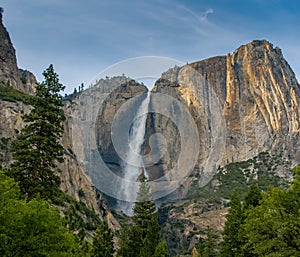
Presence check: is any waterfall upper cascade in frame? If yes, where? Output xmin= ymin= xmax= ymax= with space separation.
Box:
xmin=117 ymin=91 xmax=151 ymax=215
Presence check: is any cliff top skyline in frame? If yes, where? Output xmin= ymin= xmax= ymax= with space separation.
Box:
xmin=1 ymin=0 xmax=299 ymax=93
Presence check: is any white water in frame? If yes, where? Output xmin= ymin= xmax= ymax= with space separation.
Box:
xmin=118 ymin=91 xmax=151 ymax=215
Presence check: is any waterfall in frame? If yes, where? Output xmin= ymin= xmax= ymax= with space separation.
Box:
xmin=118 ymin=91 xmax=151 ymax=215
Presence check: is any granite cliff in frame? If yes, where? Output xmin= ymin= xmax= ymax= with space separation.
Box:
xmin=91 ymin=41 xmax=300 ymax=205
xmin=150 ymin=40 xmax=300 ymax=197
xmin=71 ymin=40 xmax=300 ymax=208
xmin=67 ymin=76 xmax=148 ymax=208
xmin=0 ymin=11 xmax=36 ymax=94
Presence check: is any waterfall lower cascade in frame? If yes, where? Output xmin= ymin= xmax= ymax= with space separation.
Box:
xmin=118 ymin=91 xmax=151 ymax=215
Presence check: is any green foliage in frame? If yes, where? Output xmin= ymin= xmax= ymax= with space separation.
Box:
xmin=0 ymin=171 xmax=100 ymax=256
xmin=241 ymin=165 xmax=300 ymax=257
xmin=53 ymin=190 xmax=101 ymax=244
xmin=218 ymin=165 xmax=300 ymax=257
xmin=153 ymin=241 xmax=169 ymax=257
xmin=195 ymin=227 xmax=218 ymax=257
xmin=20 ymin=76 xmax=27 ymax=84
xmin=196 ymin=237 xmax=205 ymax=257
xmin=0 ymin=84 xmax=34 ymax=104
xmin=203 ymin=227 xmax=218 ymax=257
xmin=243 ymin=184 xmax=262 ymax=211
xmin=92 ymin=221 xmax=115 ymax=257
xmin=238 ymin=184 xmax=263 ymax=257
xmin=188 ymin=152 xmax=289 ymax=202
xmin=0 ymin=171 xmax=80 ymax=256
xmin=118 ymin=179 xmax=160 ymax=257
xmin=0 ymin=170 xmax=21 ymax=204
xmin=219 ymin=191 xmax=243 ymax=257
xmin=291 ymin=165 xmax=300 ymax=192
xmin=78 ymin=188 xmax=85 ymax=197
xmin=118 ymin=224 xmax=135 ymax=257
xmin=64 ymin=203 xmax=86 ymax=241
xmin=10 ymin=64 xmax=65 ymax=200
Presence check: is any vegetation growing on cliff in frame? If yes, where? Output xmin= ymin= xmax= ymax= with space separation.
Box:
xmin=208 ymin=165 xmax=300 ymax=257
xmin=0 ymin=83 xmax=34 ymax=104
xmin=239 ymin=165 xmax=300 ymax=256
xmin=188 ymin=151 xmax=290 ymax=201
xmin=158 ymin=161 xmax=299 ymax=256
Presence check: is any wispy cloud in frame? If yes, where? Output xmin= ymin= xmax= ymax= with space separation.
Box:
xmin=177 ymin=4 xmax=214 ymax=23
xmin=201 ymin=8 xmax=214 ymax=22
xmin=1 ymin=0 xmax=299 ymax=92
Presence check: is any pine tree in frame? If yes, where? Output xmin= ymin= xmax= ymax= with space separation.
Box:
xmin=239 ymin=184 xmax=262 ymax=256
xmin=10 ymin=64 xmax=65 ymax=199
xmin=196 ymin=237 xmax=205 ymax=256
xmin=153 ymin=241 xmax=169 ymax=257
xmin=243 ymin=184 xmax=262 ymax=210
xmin=241 ymin=165 xmax=300 ymax=256
xmin=118 ymin=178 xmax=160 ymax=257
xmin=133 ymin=178 xmax=160 ymax=257
xmin=117 ymin=224 xmax=135 ymax=257
xmin=92 ymin=221 xmax=115 ymax=257
xmin=195 ymin=228 xmax=218 ymax=257
xmin=203 ymin=227 xmax=218 ymax=257
xmin=219 ymin=191 xmax=243 ymax=257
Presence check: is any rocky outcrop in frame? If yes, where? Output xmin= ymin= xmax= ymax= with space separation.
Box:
xmin=96 ymin=78 xmax=148 ymax=174
xmin=151 ymin=40 xmax=300 ymax=197
xmin=159 ymin=200 xmax=228 ymax=256
xmin=0 ymin=100 xmax=31 ymax=166
xmin=57 ymin=98 xmax=120 ymax=228
xmin=19 ymin=69 xmax=37 ymax=95
xmin=0 ymin=12 xmax=36 ymax=94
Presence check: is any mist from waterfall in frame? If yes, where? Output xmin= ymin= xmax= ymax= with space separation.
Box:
xmin=117 ymin=91 xmax=151 ymax=216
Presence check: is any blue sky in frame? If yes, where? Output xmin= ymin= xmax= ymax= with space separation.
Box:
xmin=1 ymin=0 xmax=300 ymax=93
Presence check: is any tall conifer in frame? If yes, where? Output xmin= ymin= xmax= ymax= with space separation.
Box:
xmin=118 ymin=178 xmax=160 ymax=257
xmin=219 ymin=191 xmax=243 ymax=257
xmin=10 ymin=64 xmax=65 ymax=199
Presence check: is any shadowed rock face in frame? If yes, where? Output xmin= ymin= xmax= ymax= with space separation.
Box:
xmin=0 ymin=12 xmax=19 ymax=88
xmin=64 ymin=77 xmax=148 ymax=208
xmin=0 ymin=13 xmax=36 ymax=94
xmin=151 ymin=40 xmax=300 ymax=198
xmin=95 ymin=80 xmax=148 ymax=176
